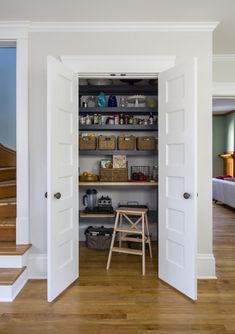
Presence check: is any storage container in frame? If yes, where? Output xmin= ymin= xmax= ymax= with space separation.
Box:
xmin=79 ymin=135 xmax=96 ymax=150
xmin=131 ymin=166 xmax=150 ymax=181
xmin=100 ymin=168 xmax=128 ymax=182
xmin=98 ymin=135 xmax=116 ymax=150
xmin=85 ymin=226 xmax=113 ymax=250
xmin=118 ymin=135 xmax=135 ymax=150
xmin=136 ymin=136 xmax=156 ymax=150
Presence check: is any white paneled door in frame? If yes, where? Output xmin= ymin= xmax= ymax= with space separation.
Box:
xmin=159 ymin=59 xmax=198 ymax=299
xmin=47 ymin=56 xmax=78 ymax=302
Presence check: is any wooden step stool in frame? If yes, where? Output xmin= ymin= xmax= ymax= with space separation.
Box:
xmin=106 ymin=207 xmax=152 ymax=275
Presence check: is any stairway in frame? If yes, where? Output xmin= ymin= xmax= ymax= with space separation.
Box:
xmin=0 ymin=144 xmax=31 ymax=301
xmin=0 ymin=144 xmax=17 ymax=242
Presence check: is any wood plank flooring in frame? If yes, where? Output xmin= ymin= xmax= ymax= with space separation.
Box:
xmin=0 ymin=203 xmax=235 ymax=333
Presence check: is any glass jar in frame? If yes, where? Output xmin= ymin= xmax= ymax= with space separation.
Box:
xmin=152 ymin=165 xmax=158 ymax=181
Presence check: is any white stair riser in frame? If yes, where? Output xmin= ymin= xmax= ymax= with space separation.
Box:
xmin=0 ymin=250 xmax=29 ymax=268
xmin=0 ymin=268 xmax=28 ymax=302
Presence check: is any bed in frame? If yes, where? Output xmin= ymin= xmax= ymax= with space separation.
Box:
xmin=213 ymin=178 xmax=235 ymax=208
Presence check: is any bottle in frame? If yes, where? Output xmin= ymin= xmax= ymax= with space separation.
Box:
xmin=119 ymin=114 xmax=124 ymax=125
xmin=149 ymin=112 xmax=154 ymax=125
xmin=85 ymin=114 xmax=91 ymax=125
xmin=93 ymin=113 xmax=99 ymax=125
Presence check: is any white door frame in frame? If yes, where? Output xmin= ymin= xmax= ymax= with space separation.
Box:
xmin=0 ymin=25 xmax=29 ymax=244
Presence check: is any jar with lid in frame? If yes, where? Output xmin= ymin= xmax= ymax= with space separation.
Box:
xmin=114 ymin=114 xmax=120 ymax=125
xmin=93 ymin=113 xmax=99 ymax=125
xmin=85 ymin=114 xmax=92 ymax=125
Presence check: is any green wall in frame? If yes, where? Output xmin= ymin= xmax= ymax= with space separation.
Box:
xmin=213 ymin=112 xmax=235 ymax=177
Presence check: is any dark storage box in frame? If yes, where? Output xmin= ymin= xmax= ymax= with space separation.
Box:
xmin=137 ymin=136 xmax=156 ymax=150
xmin=118 ymin=135 xmax=135 ymax=150
xmin=85 ymin=226 xmax=113 ymax=250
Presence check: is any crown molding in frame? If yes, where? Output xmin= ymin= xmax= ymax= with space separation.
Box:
xmin=0 ymin=21 xmax=219 ymax=33
xmin=213 ymin=54 xmax=235 ymax=62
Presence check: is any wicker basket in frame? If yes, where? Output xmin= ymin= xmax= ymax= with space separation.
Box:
xmin=79 ymin=136 xmax=96 ymax=150
xmin=118 ymin=136 xmax=135 ymax=150
xmin=98 ymin=135 xmax=116 ymax=150
xmin=136 ymin=136 xmax=156 ymax=150
xmin=100 ymin=168 xmax=128 ymax=182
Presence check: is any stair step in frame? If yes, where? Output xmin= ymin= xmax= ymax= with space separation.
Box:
xmin=0 ymin=200 xmax=16 ymax=218
xmin=0 ymin=267 xmax=26 ymax=285
xmin=0 ymin=167 xmax=16 ymax=182
xmin=0 ymin=181 xmax=16 ymax=199
xmin=0 ymin=242 xmax=31 ymax=256
xmin=112 ymin=246 xmax=143 ymax=256
xmin=0 ymin=218 xmax=16 ymax=241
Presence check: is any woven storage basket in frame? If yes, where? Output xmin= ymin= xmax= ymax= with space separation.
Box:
xmin=79 ymin=136 xmax=96 ymax=150
xmin=100 ymin=168 xmax=128 ymax=182
xmin=118 ymin=135 xmax=135 ymax=150
xmin=136 ymin=136 xmax=156 ymax=150
xmin=98 ymin=135 xmax=116 ymax=150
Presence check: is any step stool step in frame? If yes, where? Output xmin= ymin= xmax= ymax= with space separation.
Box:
xmin=112 ymin=246 xmax=143 ymax=256
xmin=0 ymin=167 xmax=16 ymax=182
xmin=116 ymin=228 xmax=143 ymax=235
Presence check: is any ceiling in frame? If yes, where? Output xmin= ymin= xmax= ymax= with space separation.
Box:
xmin=0 ymin=0 xmax=235 ymax=53
xmin=213 ymin=98 xmax=235 ymax=114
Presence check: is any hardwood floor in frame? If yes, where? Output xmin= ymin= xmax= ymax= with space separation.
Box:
xmin=0 ymin=203 xmax=235 ymax=333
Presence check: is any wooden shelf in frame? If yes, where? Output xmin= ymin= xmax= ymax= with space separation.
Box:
xmin=79 ymin=84 xmax=158 ymax=95
xmin=79 ymin=124 xmax=158 ymax=131
xmin=79 ymin=150 xmax=157 ymax=156
xmin=79 ymin=181 xmax=158 ymax=187
xmin=80 ymin=212 xmax=115 ymax=218
xmin=79 ymin=107 xmax=157 ymax=115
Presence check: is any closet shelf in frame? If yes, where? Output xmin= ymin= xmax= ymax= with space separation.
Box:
xmin=79 ymin=84 xmax=158 ymax=95
xmin=79 ymin=124 xmax=158 ymax=131
xmin=79 ymin=107 xmax=157 ymax=115
xmin=79 ymin=181 xmax=158 ymax=187
xmin=79 ymin=150 xmax=157 ymax=156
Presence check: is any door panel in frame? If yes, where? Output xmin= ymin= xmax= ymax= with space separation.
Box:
xmin=159 ymin=59 xmax=197 ymax=300
xmin=47 ymin=56 xmax=78 ymax=302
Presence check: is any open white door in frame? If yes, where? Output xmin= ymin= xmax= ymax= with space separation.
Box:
xmin=47 ymin=56 xmax=78 ymax=302
xmin=159 ymin=59 xmax=197 ymax=299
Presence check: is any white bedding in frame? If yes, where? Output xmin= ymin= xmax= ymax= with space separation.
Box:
xmin=213 ymin=178 xmax=235 ymax=208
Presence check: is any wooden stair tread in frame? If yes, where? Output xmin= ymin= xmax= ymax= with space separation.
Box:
xmin=0 ymin=217 xmax=16 ymax=226
xmin=0 ymin=197 xmax=16 ymax=204
xmin=0 ymin=180 xmax=16 ymax=186
xmin=0 ymin=267 xmax=26 ymax=285
xmin=0 ymin=167 xmax=16 ymax=171
xmin=0 ymin=242 xmax=31 ymax=255
xmin=112 ymin=246 xmax=143 ymax=255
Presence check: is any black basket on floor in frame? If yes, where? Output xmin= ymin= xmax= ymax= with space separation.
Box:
xmin=85 ymin=226 xmax=113 ymax=250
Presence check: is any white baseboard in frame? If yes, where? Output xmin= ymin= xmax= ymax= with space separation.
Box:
xmin=197 ymin=253 xmax=217 ymax=279
xmin=0 ymin=268 xmax=28 ymax=302
xmin=16 ymin=216 xmax=30 ymax=244
xmin=28 ymin=253 xmax=47 ymax=279
xmin=27 ymin=252 xmax=216 ymax=280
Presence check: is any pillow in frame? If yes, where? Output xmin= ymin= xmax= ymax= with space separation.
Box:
xmin=215 ymin=175 xmax=232 ymax=180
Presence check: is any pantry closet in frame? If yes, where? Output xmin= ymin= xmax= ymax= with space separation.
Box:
xmin=47 ymin=56 xmax=197 ymax=303
xmin=78 ymin=77 xmax=159 ymax=243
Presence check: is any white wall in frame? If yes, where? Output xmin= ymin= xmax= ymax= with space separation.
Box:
xmin=213 ymin=59 xmax=235 ymax=82
xmin=28 ymin=30 xmax=213 ymax=276
xmin=0 ymin=47 xmax=16 ymax=150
